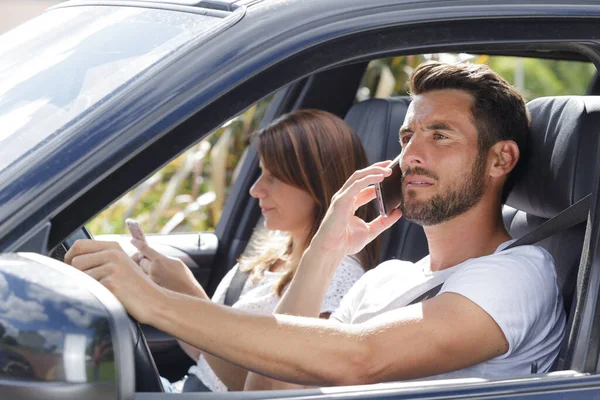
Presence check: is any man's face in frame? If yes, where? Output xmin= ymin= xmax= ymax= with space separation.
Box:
xmin=398 ymin=89 xmax=487 ymax=226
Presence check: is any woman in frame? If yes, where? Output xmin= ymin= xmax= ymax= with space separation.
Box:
xmin=131 ymin=109 xmax=378 ymax=392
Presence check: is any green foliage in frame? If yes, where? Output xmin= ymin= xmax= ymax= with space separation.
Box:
xmin=357 ymin=54 xmax=595 ymax=102
xmin=88 ymin=97 xmax=272 ymax=235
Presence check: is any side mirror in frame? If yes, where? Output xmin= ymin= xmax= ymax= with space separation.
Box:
xmin=0 ymin=253 xmax=134 ymax=400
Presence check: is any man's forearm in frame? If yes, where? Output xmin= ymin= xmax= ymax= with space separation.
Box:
xmin=178 ymin=339 xmax=202 ymax=361
xmin=150 ymin=290 xmax=365 ymax=386
xmin=146 ymin=291 xmax=503 ymax=387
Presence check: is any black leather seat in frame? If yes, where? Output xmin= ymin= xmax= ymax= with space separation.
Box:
xmin=504 ymin=96 xmax=600 ymax=369
xmin=504 ymin=96 xmax=600 ymax=315
xmin=344 ymin=97 xmax=429 ymax=263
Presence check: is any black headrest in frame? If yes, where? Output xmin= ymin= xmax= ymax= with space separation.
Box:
xmin=506 ymin=96 xmax=600 ymax=219
xmin=344 ymin=97 xmax=410 ymax=163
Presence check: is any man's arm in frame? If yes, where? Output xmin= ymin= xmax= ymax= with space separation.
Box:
xmin=67 ymin=238 xmax=509 ymax=385
xmin=151 ymin=288 xmax=508 ymax=386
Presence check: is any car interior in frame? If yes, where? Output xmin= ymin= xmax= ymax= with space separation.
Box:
xmin=77 ymin=57 xmax=600 ymax=391
xmin=40 ymin=34 xmax=600 ymax=392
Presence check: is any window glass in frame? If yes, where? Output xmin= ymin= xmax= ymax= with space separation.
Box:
xmin=0 ymin=6 xmax=223 ymax=172
xmin=87 ymin=96 xmax=273 ymax=235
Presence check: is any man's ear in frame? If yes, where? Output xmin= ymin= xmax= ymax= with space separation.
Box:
xmin=489 ymin=140 xmax=519 ymax=178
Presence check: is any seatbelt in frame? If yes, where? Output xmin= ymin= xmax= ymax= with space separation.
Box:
xmin=224 ymin=268 xmax=250 ymax=306
xmin=407 ymin=194 xmax=592 ymax=305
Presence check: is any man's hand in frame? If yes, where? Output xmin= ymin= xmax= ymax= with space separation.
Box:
xmin=312 ymin=161 xmax=403 ymax=256
xmin=131 ymin=239 xmax=205 ymax=298
xmin=64 ymin=239 xmax=164 ymax=324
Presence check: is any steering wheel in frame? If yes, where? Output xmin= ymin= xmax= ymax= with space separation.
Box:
xmin=57 ymin=227 xmax=164 ymax=392
xmin=128 ymin=315 xmax=165 ymax=392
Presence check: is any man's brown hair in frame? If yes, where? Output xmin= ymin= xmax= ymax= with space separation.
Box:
xmin=408 ymin=61 xmax=530 ymax=202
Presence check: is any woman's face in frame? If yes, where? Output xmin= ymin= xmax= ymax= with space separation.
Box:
xmin=249 ymin=163 xmax=317 ymax=235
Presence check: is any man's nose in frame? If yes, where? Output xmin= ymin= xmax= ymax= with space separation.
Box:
xmin=401 ymin=135 xmax=426 ymax=168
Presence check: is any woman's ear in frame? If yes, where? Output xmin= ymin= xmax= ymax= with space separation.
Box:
xmin=489 ymin=140 xmax=520 ymax=178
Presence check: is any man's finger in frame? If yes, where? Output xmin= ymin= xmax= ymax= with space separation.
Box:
xmin=65 ymin=240 xmax=121 ymax=265
xmin=341 ymin=174 xmax=387 ymax=200
xmin=339 ymin=164 xmax=393 ymax=193
xmin=366 ymin=209 xmax=403 ymax=239
xmin=354 ymin=186 xmax=377 ymax=212
xmin=131 ymin=239 xmax=161 ymax=261
xmin=85 ymin=264 xmax=112 ymax=282
xmin=70 ymin=250 xmax=121 ymax=273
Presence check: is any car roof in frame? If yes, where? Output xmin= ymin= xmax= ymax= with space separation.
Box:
xmin=55 ymin=0 xmax=265 ymax=12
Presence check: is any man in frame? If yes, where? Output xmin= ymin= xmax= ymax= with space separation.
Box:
xmin=66 ymin=61 xmax=565 ymax=388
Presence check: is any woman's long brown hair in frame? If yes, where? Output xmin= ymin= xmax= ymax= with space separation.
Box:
xmin=239 ymin=109 xmax=379 ymax=296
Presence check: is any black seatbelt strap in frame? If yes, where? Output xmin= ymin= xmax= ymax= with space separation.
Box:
xmin=408 ymin=284 xmax=444 ymax=305
xmin=407 ymin=194 xmax=592 ymax=306
xmin=224 ymin=268 xmax=250 ymax=306
xmin=503 ymin=194 xmax=592 ymax=251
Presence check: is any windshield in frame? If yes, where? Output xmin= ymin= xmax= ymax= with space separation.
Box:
xmin=0 ymin=5 xmax=222 ymax=171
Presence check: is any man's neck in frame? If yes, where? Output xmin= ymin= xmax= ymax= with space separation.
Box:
xmin=423 ymin=202 xmax=512 ymax=272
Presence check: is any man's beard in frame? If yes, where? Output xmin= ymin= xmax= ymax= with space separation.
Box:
xmin=400 ymin=153 xmax=487 ymax=226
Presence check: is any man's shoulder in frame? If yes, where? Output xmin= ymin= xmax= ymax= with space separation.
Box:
xmin=481 ymin=244 xmax=554 ymax=269
xmin=451 ymin=244 xmax=557 ymax=285
xmin=361 ymin=258 xmax=425 ymax=282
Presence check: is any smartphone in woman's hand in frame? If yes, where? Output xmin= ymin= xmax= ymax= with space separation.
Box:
xmin=125 ymin=218 xmax=147 ymax=243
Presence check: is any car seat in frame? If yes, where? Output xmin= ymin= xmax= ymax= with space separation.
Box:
xmin=504 ymin=96 xmax=600 ymax=370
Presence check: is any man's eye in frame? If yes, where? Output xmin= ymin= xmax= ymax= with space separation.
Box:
xmin=400 ymin=136 xmax=411 ymax=144
xmin=433 ymin=133 xmax=447 ymax=140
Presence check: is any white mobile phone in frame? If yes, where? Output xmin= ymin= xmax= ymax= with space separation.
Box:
xmin=125 ymin=218 xmax=147 ymax=243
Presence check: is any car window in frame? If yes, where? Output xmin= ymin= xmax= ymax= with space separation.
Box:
xmin=357 ymin=53 xmax=596 ymax=102
xmin=0 ymin=5 xmax=225 ymax=172
xmin=87 ymin=96 xmax=274 ymax=236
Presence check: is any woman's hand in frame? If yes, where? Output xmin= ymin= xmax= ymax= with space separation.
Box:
xmin=64 ymin=239 xmax=163 ymax=324
xmin=312 ymin=161 xmax=403 ymax=256
xmin=131 ymin=239 xmax=205 ymax=298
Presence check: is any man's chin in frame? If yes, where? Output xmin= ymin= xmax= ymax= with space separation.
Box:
xmin=400 ymin=200 xmax=445 ymax=227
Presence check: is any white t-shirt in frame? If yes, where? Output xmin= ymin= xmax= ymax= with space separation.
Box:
xmin=331 ymin=240 xmax=566 ymax=380
xmin=188 ymin=255 xmax=365 ymax=392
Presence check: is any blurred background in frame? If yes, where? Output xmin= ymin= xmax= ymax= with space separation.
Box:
xmin=0 ymin=0 xmax=62 ymax=34
xmin=2 ymin=1 xmax=595 ymax=237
